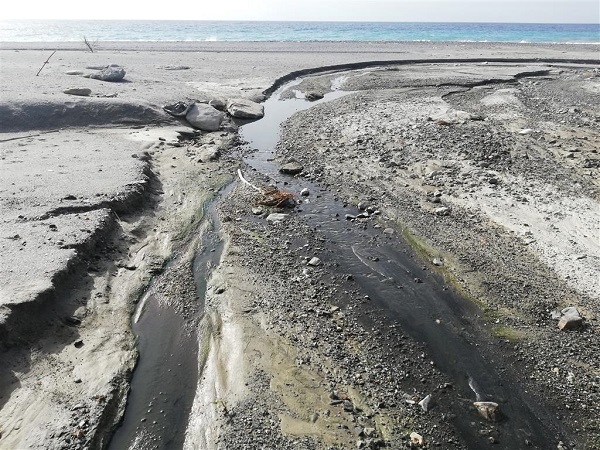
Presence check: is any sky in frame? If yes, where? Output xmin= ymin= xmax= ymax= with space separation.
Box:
xmin=2 ymin=0 xmax=599 ymax=23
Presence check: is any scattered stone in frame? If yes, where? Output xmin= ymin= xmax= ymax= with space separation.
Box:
xmin=383 ymin=228 xmax=394 ymax=234
xmin=557 ymin=306 xmax=584 ymax=330
xmin=310 ymin=412 xmax=319 ymax=423
xmin=279 ymin=160 xmax=304 ymax=175
xmin=226 ymin=98 xmax=264 ymax=119
xmin=63 ymin=88 xmax=92 ymax=96
xmin=307 ymin=257 xmax=321 ymax=267
xmin=185 ymin=103 xmax=225 ymax=132
xmin=410 ymin=431 xmax=424 ymax=446
xmin=343 ymin=399 xmax=354 ymax=412
xmin=300 ymin=188 xmax=310 ymax=196
xmin=209 ymin=98 xmax=226 ymax=111
xmin=558 ymin=315 xmax=583 ymax=330
xmin=251 ymin=207 xmax=264 ymax=215
xmin=434 ymin=206 xmax=451 ymax=216
xmin=74 ymin=339 xmax=84 ymax=348
xmin=266 ymin=213 xmax=289 ymax=223
xmin=357 ymin=201 xmax=370 ymax=210
xmin=88 ymin=64 xmax=126 ymax=82
xmin=432 ymin=258 xmax=443 ymax=266
xmin=163 ymin=102 xmax=190 ymax=117
xmin=473 ymin=401 xmax=500 ymax=422
xmin=345 ymin=214 xmax=357 ymax=220
xmin=197 ymin=147 xmax=220 ymax=162
xmin=418 ymin=394 xmax=432 ymax=412
xmin=305 ymin=91 xmax=324 ymax=101
xmin=519 ymin=128 xmax=534 ymax=135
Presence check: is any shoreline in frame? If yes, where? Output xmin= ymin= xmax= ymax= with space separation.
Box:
xmin=0 ymin=42 xmax=598 ymax=449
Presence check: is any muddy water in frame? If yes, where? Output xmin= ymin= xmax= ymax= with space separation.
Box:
xmin=240 ymin=72 xmax=561 ymax=449
xmin=107 ymin=191 xmax=227 ymax=450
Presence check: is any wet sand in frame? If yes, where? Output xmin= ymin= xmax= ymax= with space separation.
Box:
xmin=0 ymin=41 xmax=598 ymax=449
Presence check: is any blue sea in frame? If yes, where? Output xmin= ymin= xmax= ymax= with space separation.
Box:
xmin=0 ymin=20 xmax=598 ymax=44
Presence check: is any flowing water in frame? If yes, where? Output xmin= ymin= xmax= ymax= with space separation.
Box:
xmin=239 ymin=72 xmax=561 ymax=448
xmin=109 ymin=68 xmax=562 ymax=449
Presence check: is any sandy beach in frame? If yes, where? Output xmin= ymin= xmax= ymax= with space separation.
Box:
xmin=0 ymin=41 xmax=598 ymax=450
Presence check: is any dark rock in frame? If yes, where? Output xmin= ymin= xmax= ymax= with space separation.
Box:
xmin=280 ymin=160 xmax=304 ymax=175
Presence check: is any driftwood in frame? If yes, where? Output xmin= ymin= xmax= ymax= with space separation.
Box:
xmin=237 ymin=169 xmax=295 ymax=208
xmin=36 ymin=50 xmax=56 ymax=76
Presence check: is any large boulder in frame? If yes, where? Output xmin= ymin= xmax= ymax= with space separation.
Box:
xmin=226 ymin=98 xmax=264 ymax=119
xmin=89 ymin=64 xmax=126 ymax=82
xmin=185 ymin=103 xmax=225 ymax=131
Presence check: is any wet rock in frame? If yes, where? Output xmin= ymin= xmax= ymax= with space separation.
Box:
xmin=410 ymin=431 xmax=424 ymax=446
xmin=226 ymin=98 xmax=264 ymax=119
xmin=88 ymin=64 xmax=126 ymax=82
xmin=185 ymin=103 xmax=225 ymax=132
xmin=63 ymin=88 xmax=91 ymax=96
xmin=473 ymin=401 xmax=500 ymax=422
xmin=280 ymin=160 xmax=304 ymax=175
xmin=266 ymin=213 xmax=289 ymax=223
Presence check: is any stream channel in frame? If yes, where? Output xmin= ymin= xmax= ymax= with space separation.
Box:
xmin=109 ymin=68 xmax=562 ymax=449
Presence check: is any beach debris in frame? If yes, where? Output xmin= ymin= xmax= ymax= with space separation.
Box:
xmin=409 ymin=432 xmax=424 ymax=446
xmin=36 ymin=50 xmax=56 ymax=76
xmin=88 ymin=64 xmax=126 ymax=82
xmin=157 ymin=65 xmax=190 ymax=70
xmin=185 ymin=102 xmax=224 ymax=131
xmin=164 ymin=102 xmax=190 ymax=117
xmin=237 ymin=169 xmax=296 ymax=207
xmin=556 ymin=306 xmax=584 ymax=330
xmin=418 ymin=394 xmax=432 ymax=412
xmin=256 ymin=188 xmax=296 ymax=207
xmin=83 ymin=36 xmax=96 ymax=53
xmin=63 ymin=88 xmax=92 ymax=97
xmin=66 ymin=70 xmax=84 ymax=75
xmin=473 ymin=401 xmax=500 ymax=422
xmin=279 ymin=160 xmax=304 ymax=175
xmin=226 ymin=98 xmax=264 ymax=119
xmin=266 ymin=213 xmax=289 ymax=223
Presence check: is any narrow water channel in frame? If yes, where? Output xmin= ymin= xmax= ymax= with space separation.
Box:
xmin=107 ymin=188 xmax=229 ymax=450
xmin=240 ymin=72 xmax=561 ymax=449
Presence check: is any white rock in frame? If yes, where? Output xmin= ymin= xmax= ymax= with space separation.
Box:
xmin=300 ymin=188 xmax=310 ymax=196
xmin=519 ymin=128 xmax=534 ymax=135
xmin=266 ymin=213 xmax=289 ymax=223
xmin=418 ymin=394 xmax=431 ymax=412
xmin=410 ymin=432 xmax=424 ymax=446
xmin=307 ymin=257 xmax=321 ymax=267
xmin=226 ymin=98 xmax=264 ymax=119
xmin=185 ymin=103 xmax=224 ymax=131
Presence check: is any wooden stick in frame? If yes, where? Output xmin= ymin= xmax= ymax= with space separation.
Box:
xmin=237 ymin=169 xmax=263 ymax=193
xmin=0 ymin=129 xmax=60 ymax=143
xmin=36 ymin=50 xmax=56 ymax=76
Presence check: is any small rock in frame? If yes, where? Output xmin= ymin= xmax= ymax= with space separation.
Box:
xmin=410 ymin=432 xmax=424 ymax=446
xmin=251 ymin=207 xmax=264 ymax=215
xmin=197 ymin=147 xmax=220 ymax=162
xmin=307 ymin=257 xmax=321 ymax=267
xmin=434 ymin=206 xmax=451 ymax=216
xmin=300 ymin=188 xmax=310 ymax=196
xmin=305 ymin=91 xmax=324 ymax=101
xmin=88 ymin=64 xmax=126 ymax=82
xmin=63 ymin=88 xmax=92 ymax=96
xmin=345 ymin=214 xmax=357 ymax=220
xmin=226 ymin=98 xmax=264 ymax=119
xmin=561 ymin=306 xmax=580 ymax=317
xmin=432 ymin=258 xmax=443 ymax=266
xmin=519 ymin=128 xmax=534 ymax=135
xmin=558 ymin=315 xmax=583 ymax=330
xmin=74 ymin=339 xmax=84 ymax=348
xmin=343 ymin=399 xmax=354 ymax=412
xmin=266 ymin=213 xmax=289 ymax=223
xmin=473 ymin=401 xmax=500 ymax=422
xmin=310 ymin=412 xmax=319 ymax=423
xmin=163 ymin=102 xmax=190 ymax=117
xmin=418 ymin=394 xmax=432 ymax=412
xmin=280 ymin=160 xmax=304 ymax=175
xmin=357 ymin=201 xmax=370 ymax=210
xmin=383 ymin=228 xmax=394 ymax=234
xmin=66 ymin=70 xmax=84 ymax=75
